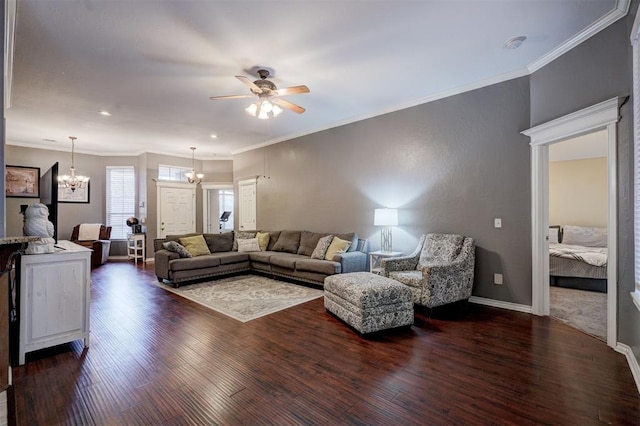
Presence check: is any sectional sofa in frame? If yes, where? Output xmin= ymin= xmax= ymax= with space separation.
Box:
xmin=154 ymin=230 xmax=369 ymax=287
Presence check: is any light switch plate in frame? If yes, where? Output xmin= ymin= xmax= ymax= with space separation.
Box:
xmin=494 ymin=218 xmax=502 ymax=228
xmin=494 ymin=273 xmax=503 ymax=285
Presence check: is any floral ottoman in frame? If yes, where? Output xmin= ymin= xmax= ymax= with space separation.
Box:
xmin=324 ymin=272 xmax=413 ymax=334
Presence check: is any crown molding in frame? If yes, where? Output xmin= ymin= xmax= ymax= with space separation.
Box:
xmin=528 ymin=0 xmax=630 ymax=73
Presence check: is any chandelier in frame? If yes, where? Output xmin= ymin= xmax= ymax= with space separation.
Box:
xmin=185 ymin=147 xmax=204 ymax=184
xmin=246 ymin=96 xmax=283 ymax=120
xmin=58 ymin=136 xmax=89 ymax=192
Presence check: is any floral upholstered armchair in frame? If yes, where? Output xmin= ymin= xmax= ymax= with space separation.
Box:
xmin=381 ymin=234 xmax=475 ymax=309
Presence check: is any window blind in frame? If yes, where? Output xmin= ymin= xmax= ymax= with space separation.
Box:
xmin=106 ymin=166 xmax=136 ymax=239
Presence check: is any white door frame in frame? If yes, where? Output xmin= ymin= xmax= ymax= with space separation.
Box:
xmin=522 ymin=97 xmax=621 ymax=348
xmin=155 ymin=181 xmax=196 ymax=238
xmin=201 ymin=182 xmax=233 ymax=233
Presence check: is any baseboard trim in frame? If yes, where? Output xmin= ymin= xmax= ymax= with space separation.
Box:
xmin=615 ymin=343 xmax=640 ymax=394
xmin=469 ymin=296 xmax=533 ymax=314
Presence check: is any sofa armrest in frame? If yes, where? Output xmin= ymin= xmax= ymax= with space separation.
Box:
xmin=154 ymin=238 xmax=167 ymax=252
xmin=155 ymin=249 xmax=179 ymax=280
xmin=381 ymin=255 xmax=419 ymax=275
xmin=334 ymin=251 xmax=367 ymax=273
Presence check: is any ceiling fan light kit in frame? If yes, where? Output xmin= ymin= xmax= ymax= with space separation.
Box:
xmin=210 ymin=68 xmax=309 ymax=119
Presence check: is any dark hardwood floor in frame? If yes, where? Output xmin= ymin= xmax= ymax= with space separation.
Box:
xmin=11 ymin=261 xmax=640 ymax=425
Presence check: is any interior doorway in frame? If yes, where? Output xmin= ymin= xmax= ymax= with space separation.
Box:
xmin=547 ymin=131 xmax=608 ymax=341
xmin=201 ymin=183 xmax=234 ymax=233
xmin=522 ymin=97 xmax=620 ymax=349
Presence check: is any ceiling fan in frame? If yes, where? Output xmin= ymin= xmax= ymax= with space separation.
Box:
xmin=209 ymin=69 xmax=310 ymax=118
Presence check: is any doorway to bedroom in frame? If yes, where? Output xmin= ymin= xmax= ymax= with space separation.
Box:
xmin=548 ymin=130 xmax=608 ymax=341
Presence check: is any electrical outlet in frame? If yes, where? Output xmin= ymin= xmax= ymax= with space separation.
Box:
xmin=494 ymin=273 xmax=503 ymax=285
xmin=494 ymin=218 xmax=502 ymax=228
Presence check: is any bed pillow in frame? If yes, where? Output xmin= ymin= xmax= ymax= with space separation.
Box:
xmin=549 ymin=226 xmax=561 ymax=244
xmin=179 ymin=235 xmax=211 ymax=257
xmin=237 ymin=238 xmax=261 ymax=252
xmin=561 ymin=225 xmax=607 ymax=247
xmin=163 ymin=241 xmax=192 ymax=258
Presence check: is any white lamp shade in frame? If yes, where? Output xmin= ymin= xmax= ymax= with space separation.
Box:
xmin=374 ymin=208 xmax=398 ymax=226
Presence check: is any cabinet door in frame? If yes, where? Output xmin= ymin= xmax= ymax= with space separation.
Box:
xmin=25 ymin=258 xmax=88 ymax=342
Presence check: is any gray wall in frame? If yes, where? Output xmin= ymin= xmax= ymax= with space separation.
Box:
xmin=530 ymin=9 xmax=639 ymax=361
xmin=234 ymin=77 xmax=532 ymax=304
xmin=5 ymin=145 xmax=233 ymax=257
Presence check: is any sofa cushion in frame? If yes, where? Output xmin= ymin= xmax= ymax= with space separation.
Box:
xmin=272 ymin=230 xmax=301 ymax=253
xmin=419 ymin=233 xmax=464 ymax=265
xmin=163 ymin=241 xmax=192 ymax=258
xmin=335 ymin=232 xmax=358 ymax=252
xmin=256 ymin=232 xmax=270 ymax=251
xmin=265 ymin=231 xmax=282 ymax=251
xmin=269 ymin=253 xmax=307 ymax=269
xmin=311 ymin=235 xmax=334 ymax=260
xmin=233 ymin=231 xmax=257 ymax=251
xmin=214 ymin=251 xmax=250 ymax=265
xmin=166 ymin=233 xmax=199 ymax=242
xmin=248 ymin=251 xmax=277 ymax=263
xmin=295 ymin=258 xmax=341 ymax=275
xmin=325 ymin=236 xmax=351 ymax=260
xmin=238 ymin=238 xmax=261 ymax=252
xmin=298 ymin=231 xmax=330 ymax=256
xmin=170 ymin=255 xmax=220 ymax=271
xmin=204 ymin=232 xmax=234 ymax=253
xmin=179 ymin=235 xmax=211 ymax=257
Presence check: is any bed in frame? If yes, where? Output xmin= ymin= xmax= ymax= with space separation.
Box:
xmin=549 ymin=225 xmax=607 ymax=293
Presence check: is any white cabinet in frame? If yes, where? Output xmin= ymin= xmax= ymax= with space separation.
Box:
xmin=18 ymin=240 xmax=91 ymax=365
xmin=127 ymin=233 xmax=146 ymax=263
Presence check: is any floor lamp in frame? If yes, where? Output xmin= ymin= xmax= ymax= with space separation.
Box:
xmin=374 ymin=208 xmax=398 ymax=252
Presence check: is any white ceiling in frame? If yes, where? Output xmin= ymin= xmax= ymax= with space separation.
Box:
xmin=5 ymin=0 xmax=626 ymax=160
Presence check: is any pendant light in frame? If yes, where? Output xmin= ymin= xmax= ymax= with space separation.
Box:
xmin=58 ymin=136 xmax=89 ymax=192
xmin=185 ymin=147 xmax=204 ymax=184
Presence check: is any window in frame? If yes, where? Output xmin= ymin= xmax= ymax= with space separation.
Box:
xmin=106 ymin=166 xmax=136 ymax=239
xmin=219 ymin=189 xmax=234 ymax=231
xmin=158 ymin=164 xmax=191 ymax=182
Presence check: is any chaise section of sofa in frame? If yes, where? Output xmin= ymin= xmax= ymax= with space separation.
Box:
xmin=154 ymin=230 xmax=368 ymax=287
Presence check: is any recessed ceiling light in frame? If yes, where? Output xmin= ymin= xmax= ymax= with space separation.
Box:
xmin=210 ymin=134 xmax=218 ymax=139
xmin=505 ymin=36 xmax=526 ymax=50
xmin=99 ymin=110 xmax=112 ymax=116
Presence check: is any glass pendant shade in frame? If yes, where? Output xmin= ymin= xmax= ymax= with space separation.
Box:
xmin=58 ymin=136 xmax=89 ymax=192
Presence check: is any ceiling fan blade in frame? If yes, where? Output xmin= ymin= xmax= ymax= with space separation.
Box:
xmin=209 ymin=94 xmax=255 ymax=100
xmin=273 ymin=85 xmax=310 ymax=97
xmin=272 ymin=98 xmax=306 ymax=114
xmin=235 ymin=75 xmax=263 ymax=94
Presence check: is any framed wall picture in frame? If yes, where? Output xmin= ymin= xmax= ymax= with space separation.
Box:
xmin=58 ymin=182 xmax=90 ymax=203
xmin=5 ymin=165 xmax=40 ymax=198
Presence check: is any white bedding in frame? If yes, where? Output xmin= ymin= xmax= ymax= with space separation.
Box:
xmin=549 ymin=243 xmax=607 ymax=267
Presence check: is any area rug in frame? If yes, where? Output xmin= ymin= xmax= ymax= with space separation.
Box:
xmin=550 ymin=286 xmax=606 ymax=341
xmin=155 ymin=275 xmax=323 ymax=323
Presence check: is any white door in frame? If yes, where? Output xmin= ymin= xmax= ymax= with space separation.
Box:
xmin=238 ymin=178 xmax=257 ymax=231
xmin=157 ymin=183 xmax=195 ymax=238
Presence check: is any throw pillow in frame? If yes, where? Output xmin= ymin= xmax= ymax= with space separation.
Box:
xmin=204 ymin=232 xmax=234 ymax=252
xmin=272 ymin=230 xmax=302 ymax=253
xmin=163 ymin=241 xmax=192 ymax=258
xmin=179 ymin=235 xmax=211 ymax=257
xmin=266 ymin=230 xmax=282 ymax=251
xmin=324 ymin=236 xmax=351 ymax=261
xmin=298 ymin=231 xmax=327 ymax=256
xmin=335 ymin=232 xmax=358 ymax=252
xmin=311 ymin=235 xmax=334 ymax=259
xmin=237 ymin=238 xmax=261 ymax=252
xmin=256 ymin=232 xmax=270 ymax=251
xmin=233 ymin=231 xmax=257 ymax=251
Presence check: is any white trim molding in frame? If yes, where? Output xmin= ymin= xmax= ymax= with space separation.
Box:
xmin=529 ymin=0 xmax=630 ymax=73
xmin=522 ymin=97 xmax=621 ymax=349
xmin=632 ymin=291 xmax=640 ymax=313
xmin=616 ymin=343 xmax=640 ymax=394
xmin=4 ymin=0 xmax=17 ymax=109
xmin=469 ymin=296 xmax=532 ymax=314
